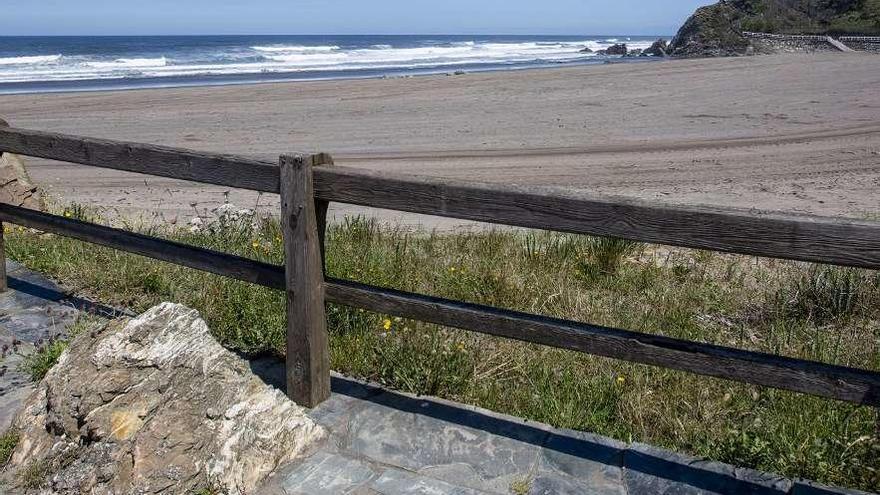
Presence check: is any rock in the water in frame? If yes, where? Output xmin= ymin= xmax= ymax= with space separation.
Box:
xmin=604 ymin=43 xmax=628 ymax=55
xmin=0 ymin=120 xmax=44 ymax=211
xmin=642 ymin=38 xmax=668 ymax=57
xmin=579 ymin=46 xmax=594 ymax=53
xmin=3 ymin=303 xmax=324 ymax=494
xmin=627 ymin=48 xmax=643 ymax=57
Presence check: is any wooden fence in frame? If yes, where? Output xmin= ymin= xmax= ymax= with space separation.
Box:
xmin=1 ymin=123 xmax=879 ymax=408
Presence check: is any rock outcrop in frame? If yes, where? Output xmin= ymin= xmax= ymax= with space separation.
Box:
xmin=668 ymin=2 xmax=753 ymax=58
xmin=604 ymin=43 xmax=628 ymax=55
xmin=0 ymin=119 xmax=45 ymax=211
xmin=642 ymin=38 xmax=669 ymax=57
xmin=667 ymin=0 xmax=880 ymax=58
xmin=2 ymin=303 xmax=324 ymax=494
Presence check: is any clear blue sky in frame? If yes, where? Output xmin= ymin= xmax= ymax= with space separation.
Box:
xmin=3 ymin=0 xmax=710 ymax=36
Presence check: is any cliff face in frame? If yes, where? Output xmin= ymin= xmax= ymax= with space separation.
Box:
xmin=668 ymin=0 xmax=880 ymax=57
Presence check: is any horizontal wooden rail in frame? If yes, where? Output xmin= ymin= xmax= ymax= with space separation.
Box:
xmin=4 ymin=126 xmax=880 ymax=269
xmin=0 ymin=126 xmax=280 ymax=193
xmin=1 ymin=203 xmax=878 ymax=405
xmin=312 ymin=167 xmax=880 ymax=269
xmin=3 ymin=125 xmax=880 ymax=408
xmin=0 ymin=204 xmax=285 ymax=290
xmin=324 ymin=279 xmax=880 ymax=406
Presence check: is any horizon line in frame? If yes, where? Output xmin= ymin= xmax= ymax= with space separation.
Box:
xmin=0 ymin=33 xmax=674 ymax=38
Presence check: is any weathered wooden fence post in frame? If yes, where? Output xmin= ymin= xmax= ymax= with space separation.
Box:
xmin=0 ymin=220 xmax=6 ymax=293
xmin=0 ymin=117 xmax=9 ymax=292
xmin=280 ymin=153 xmax=330 ymax=407
xmin=310 ymin=152 xmax=334 ymax=271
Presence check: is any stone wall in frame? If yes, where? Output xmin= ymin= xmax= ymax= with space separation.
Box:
xmin=744 ymin=32 xmax=880 ymax=52
xmin=839 ymin=36 xmax=880 ymax=51
xmin=742 ymin=32 xmax=835 ymax=52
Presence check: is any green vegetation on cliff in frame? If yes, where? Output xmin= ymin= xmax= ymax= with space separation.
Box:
xmin=670 ymin=0 xmax=880 ymax=57
xmin=731 ymin=0 xmax=880 ymax=34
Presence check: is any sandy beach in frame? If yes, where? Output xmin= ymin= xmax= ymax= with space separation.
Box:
xmin=2 ymin=52 xmax=879 ymax=227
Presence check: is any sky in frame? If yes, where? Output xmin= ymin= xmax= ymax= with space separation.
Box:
xmin=1 ymin=0 xmax=711 ymax=36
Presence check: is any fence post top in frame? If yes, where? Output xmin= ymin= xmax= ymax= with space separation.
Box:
xmin=279 ymin=153 xmax=334 ymax=167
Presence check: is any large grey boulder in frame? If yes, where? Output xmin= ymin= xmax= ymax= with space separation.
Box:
xmin=0 ymin=119 xmax=44 ymax=211
xmin=2 ymin=303 xmax=324 ymax=494
xmin=0 ymin=152 xmax=43 ymax=210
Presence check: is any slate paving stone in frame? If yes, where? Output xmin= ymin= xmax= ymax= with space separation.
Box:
xmin=528 ymin=474 xmax=619 ymax=495
xmin=282 ymin=452 xmax=378 ymax=494
xmin=368 ymin=468 xmax=490 ymax=494
xmin=0 ymin=260 xmax=80 ymax=431
xmin=536 ymin=428 xmax=625 ymax=495
xmin=622 ymin=442 xmax=792 ymax=495
xmin=791 ymin=480 xmax=874 ymax=495
xmin=279 ymin=451 xmax=490 ymax=495
xmin=342 ymin=389 xmax=547 ymax=493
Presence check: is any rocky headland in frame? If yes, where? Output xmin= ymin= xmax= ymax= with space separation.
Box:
xmin=667 ymin=0 xmax=880 ymax=57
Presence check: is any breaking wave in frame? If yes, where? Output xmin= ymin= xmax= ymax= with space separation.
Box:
xmin=0 ymin=36 xmax=659 ymax=90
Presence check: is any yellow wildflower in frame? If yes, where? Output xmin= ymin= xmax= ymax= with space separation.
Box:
xmin=449 ymin=267 xmax=456 ymax=273
xmin=64 ymin=211 xmax=72 ymax=218
xmin=251 ymin=240 xmax=260 ymax=249
xmin=383 ymin=319 xmax=392 ymax=330
xmin=616 ymin=375 xmax=626 ymax=385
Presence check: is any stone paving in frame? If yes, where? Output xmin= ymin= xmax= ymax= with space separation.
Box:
xmin=253 ymin=365 xmax=872 ymax=495
xmin=0 ymin=260 xmax=127 ymax=431
xmin=0 ymin=262 xmax=872 ymax=495
xmin=0 ymin=260 xmax=79 ymax=431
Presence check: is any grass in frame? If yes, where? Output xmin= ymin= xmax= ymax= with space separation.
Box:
xmin=3 ymin=210 xmax=879 ymax=491
xmin=0 ymin=431 xmax=19 ymax=468
xmin=21 ymin=314 xmax=105 ymax=382
xmin=19 ymin=460 xmax=50 ymax=490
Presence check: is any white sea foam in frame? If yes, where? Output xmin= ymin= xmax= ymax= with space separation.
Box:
xmin=86 ymin=57 xmax=168 ymax=69
xmin=0 ymin=54 xmax=62 ymax=65
xmin=0 ymin=39 xmax=657 ymax=86
xmin=251 ymin=45 xmax=340 ymax=53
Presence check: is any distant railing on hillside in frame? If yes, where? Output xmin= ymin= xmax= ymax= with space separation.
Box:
xmin=0 ymin=122 xmax=879 ymax=408
xmin=742 ymin=31 xmax=880 ymax=51
xmin=742 ymin=31 xmax=832 ymax=41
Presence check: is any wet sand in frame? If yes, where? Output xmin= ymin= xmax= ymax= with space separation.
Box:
xmin=1 ymin=52 xmax=879 ymax=228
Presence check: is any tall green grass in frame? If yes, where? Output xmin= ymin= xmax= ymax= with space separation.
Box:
xmin=4 ymin=212 xmax=879 ymax=490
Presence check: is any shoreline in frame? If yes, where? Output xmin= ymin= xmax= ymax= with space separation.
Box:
xmin=0 ymin=57 xmax=663 ymax=97
xmin=2 ymin=52 xmax=879 ymax=229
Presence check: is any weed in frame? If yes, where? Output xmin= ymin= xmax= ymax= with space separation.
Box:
xmin=0 ymin=430 xmax=19 ymax=467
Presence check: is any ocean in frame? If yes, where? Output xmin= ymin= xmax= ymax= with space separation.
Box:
xmin=0 ymin=35 xmax=662 ymax=94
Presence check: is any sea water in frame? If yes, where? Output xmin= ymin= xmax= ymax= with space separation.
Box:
xmin=0 ymin=35 xmax=663 ymax=94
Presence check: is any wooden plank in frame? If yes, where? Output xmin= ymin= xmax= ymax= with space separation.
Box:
xmin=0 ymin=222 xmax=6 ymax=292
xmin=324 ymin=278 xmax=880 ymax=406
xmin=3 ymin=125 xmax=879 ymax=269
xmin=0 ymin=120 xmax=7 ymax=292
xmin=0 ymin=127 xmax=280 ymax=193
xmin=311 ymin=153 xmax=334 ymax=271
xmin=312 ymin=166 xmax=880 ymax=269
xmin=280 ymin=154 xmax=331 ymax=407
xmin=0 ymin=204 xmax=285 ymax=290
